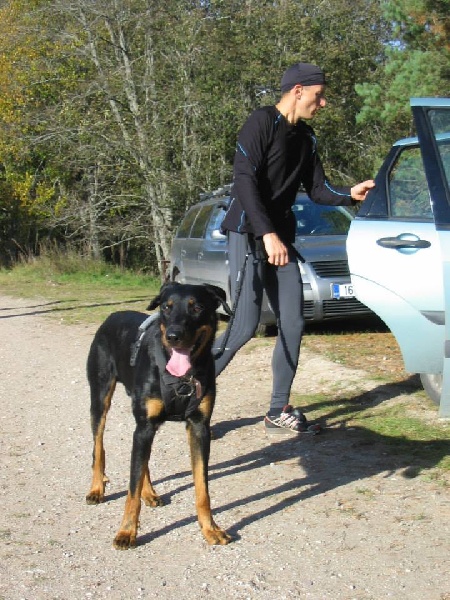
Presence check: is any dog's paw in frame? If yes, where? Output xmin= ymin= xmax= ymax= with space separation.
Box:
xmin=141 ymin=493 xmax=164 ymax=508
xmin=85 ymin=490 xmax=104 ymax=505
xmin=113 ymin=530 xmax=137 ymax=550
xmin=202 ymin=526 xmax=232 ymax=545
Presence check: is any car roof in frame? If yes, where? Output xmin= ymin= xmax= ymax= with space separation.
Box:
xmin=187 ymin=189 xmax=354 ymax=213
xmin=410 ymin=97 xmax=450 ymax=108
xmin=394 ymin=132 xmax=450 ymax=148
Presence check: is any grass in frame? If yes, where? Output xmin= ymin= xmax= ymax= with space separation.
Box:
xmin=289 ymin=379 xmax=450 ymax=481
xmin=1 ymin=252 xmax=449 ymax=480
xmin=0 ymin=251 xmax=160 ymax=324
xmin=297 ymin=320 xmax=450 ymax=479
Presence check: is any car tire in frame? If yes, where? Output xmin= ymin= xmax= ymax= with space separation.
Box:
xmin=254 ymin=323 xmax=278 ymax=337
xmin=419 ymin=372 xmax=442 ymax=406
xmin=254 ymin=323 xmax=268 ymax=337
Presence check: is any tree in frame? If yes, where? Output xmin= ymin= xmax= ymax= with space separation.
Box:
xmin=0 ymin=0 xmax=390 ymax=272
xmin=356 ymin=0 xmax=450 ymax=159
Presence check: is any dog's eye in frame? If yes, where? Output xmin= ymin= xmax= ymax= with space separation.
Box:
xmin=192 ymin=303 xmax=203 ymax=314
xmin=161 ymin=302 xmax=171 ymax=313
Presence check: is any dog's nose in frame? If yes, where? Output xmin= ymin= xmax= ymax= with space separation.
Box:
xmin=166 ymin=330 xmax=181 ymax=343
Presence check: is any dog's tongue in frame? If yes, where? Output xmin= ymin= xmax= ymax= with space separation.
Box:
xmin=166 ymin=348 xmax=192 ymax=377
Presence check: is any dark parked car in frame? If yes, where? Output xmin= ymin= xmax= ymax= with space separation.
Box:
xmin=170 ymin=187 xmax=372 ymax=328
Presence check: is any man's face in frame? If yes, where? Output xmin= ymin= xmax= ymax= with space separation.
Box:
xmin=294 ymin=84 xmax=326 ymax=120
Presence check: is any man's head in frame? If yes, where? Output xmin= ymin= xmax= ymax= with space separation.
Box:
xmin=280 ymin=62 xmax=326 ymax=93
xmin=279 ymin=62 xmax=327 ymax=121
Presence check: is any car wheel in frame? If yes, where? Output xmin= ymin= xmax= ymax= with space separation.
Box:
xmin=254 ymin=323 xmax=277 ymax=337
xmin=419 ymin=372 xmax=442 ymax=406
xmin=254 ymin=323 xmax=268 ymax=337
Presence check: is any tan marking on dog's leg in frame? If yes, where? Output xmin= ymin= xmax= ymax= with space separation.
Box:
xmin=113 ymin=486 xmax=143 ymax=550
xmin=141 ymin=464 xmax=163 ymax=507
xmin=86 ymin=379 xmax=115 ymax=505
xmin=114 ymin=419 xmax=157 ymax=550
xmin=187 ymin=395 xmax=231 ymax=545
xmin=139 ymin=398 xmax=164 ymax=507
xmin=145 ymin=397 xmax=164 ymax=419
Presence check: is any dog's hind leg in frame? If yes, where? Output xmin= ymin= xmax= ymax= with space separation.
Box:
xmin=86 ymin=375 xmax=116 ymax=505
xmin=187 ymin=408 xmax=232 ymax=545
xmin=141 ymin=465 xmax=163 ymax=507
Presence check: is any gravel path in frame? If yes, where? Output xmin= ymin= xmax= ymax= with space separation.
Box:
xmin=1 ymin=295 xmax=449 ymax=600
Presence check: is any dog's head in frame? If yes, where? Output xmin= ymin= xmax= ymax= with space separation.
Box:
xmin=148 ymin=282 xmax=230 ymax=375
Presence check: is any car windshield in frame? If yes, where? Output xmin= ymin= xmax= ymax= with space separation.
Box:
xmin=293 ymin=197 xmax=352 ymax=236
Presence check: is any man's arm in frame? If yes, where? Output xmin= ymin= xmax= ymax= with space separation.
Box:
xmin=232 ymin=109 xmax=277 ymax=238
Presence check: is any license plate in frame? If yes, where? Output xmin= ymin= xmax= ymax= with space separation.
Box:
xmin=331 ymin=283 xmax=354 ymax=299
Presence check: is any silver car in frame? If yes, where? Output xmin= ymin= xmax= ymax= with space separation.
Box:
xmin=170 ymin=188 xmax=372 ymax=328
xmin=347 ymin=97 xmax=450 ymax=416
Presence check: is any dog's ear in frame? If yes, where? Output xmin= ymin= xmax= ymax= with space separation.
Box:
xmin=147 ymin=282 xmax=180 ymax=311
xmin=147 ymin=294 xmax=162 ymax=311
xmin=203 ymin=283 xmax=233 ymax=316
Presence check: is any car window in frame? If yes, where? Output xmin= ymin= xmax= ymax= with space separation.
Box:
xmin=438 ymin=140 xmax=450 ymax=188
xmin=293 ymin=200 xmax=351 ymax=235
xmin=206 ymin=204 xmax=227 ymax=238
xmin=176 ymin=206 xmax=200 ymax=238
xmin=190 ymin=204 xmax=215 ymax=238
xmin=388 ymin=146 xmax=432 ymax=219
xmin=428 ymin=108 xmax=450 ymax=190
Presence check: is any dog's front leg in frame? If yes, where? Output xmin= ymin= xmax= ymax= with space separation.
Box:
xmin=187 ymin=411 xmax=231 ymax=546
xmin=113 ymin=420 xmax=156 ymax=550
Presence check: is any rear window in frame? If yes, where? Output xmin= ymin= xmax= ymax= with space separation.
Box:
xmin=176 ymin=206 xmax=200 ymax=238
xmin=206 ymin=203 xmax=227 ymax=237
xmin=190 ymin=204 xmax=215 ymax=238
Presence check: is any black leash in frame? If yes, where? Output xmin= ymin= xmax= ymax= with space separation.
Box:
xmin=214 ymin=249 xmax=250 ymax=359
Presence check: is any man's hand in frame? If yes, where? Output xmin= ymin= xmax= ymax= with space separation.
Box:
xmin=262 ymin=232 xmax=289 ymax=266
xmin=351 ymin=180 xmax=375 ymax=202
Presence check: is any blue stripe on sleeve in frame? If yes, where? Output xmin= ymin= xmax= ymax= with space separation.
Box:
xmin=325 ymin=180 xmax=351 ymax=198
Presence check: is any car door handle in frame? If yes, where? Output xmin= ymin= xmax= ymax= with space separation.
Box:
xmin=376 ymin=236 xmax=431 ymax=249
xmin=198 ymin=251 xmax=204 ymax=260
xmin=180 ymin=249 xmax=186 ymax=258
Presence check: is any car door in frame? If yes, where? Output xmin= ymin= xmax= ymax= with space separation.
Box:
xmin=347 ymin=98 xmax=450 ymax=415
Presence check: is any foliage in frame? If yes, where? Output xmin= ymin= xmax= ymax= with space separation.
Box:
xmin=356 ymin=0 xmax=450 ymax=153
xmin=0 ymin=0 xmax=442 ymax=273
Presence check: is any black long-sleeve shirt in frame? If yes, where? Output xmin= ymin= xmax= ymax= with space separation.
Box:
xmin=221 ymin=105 xmax=353 ymax=243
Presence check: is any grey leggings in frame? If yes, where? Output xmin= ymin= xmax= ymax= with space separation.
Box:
xmin=214 ymin=231 xmax=305 ymax=413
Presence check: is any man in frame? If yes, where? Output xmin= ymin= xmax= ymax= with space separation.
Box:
xmin=214 ymin=62 xmax=375 ymax=434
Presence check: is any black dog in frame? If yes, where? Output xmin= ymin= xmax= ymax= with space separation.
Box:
xmin=85 ymin=282 xmax=232 ymax=548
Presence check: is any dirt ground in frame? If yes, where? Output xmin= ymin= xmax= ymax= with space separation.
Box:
xmin=1 ymin=294 xmax=449 ymax=600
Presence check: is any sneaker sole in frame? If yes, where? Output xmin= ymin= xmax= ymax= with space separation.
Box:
xmin=264 ymin=420 xmax=321 ymax=436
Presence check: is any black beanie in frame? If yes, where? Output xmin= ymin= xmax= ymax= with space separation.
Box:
xmin=280 ymin=62 xmax=326 ymax=92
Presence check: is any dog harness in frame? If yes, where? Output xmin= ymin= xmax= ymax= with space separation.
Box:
xmin=130 ymin=314 xmax=204 ymax=421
